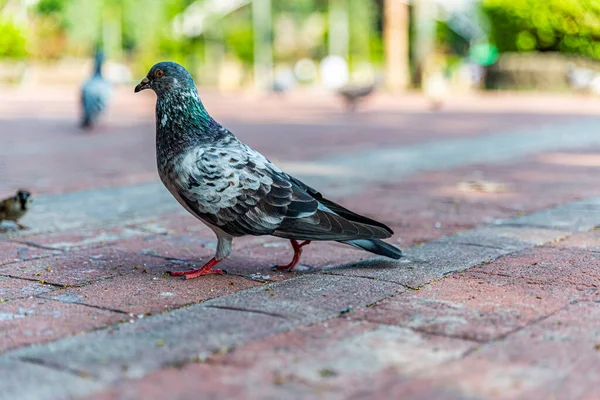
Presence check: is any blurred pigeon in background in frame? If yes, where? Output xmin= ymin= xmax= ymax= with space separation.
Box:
xmin=80 ymin=49 xmax=112 ymax=129
xmin=337 ymin=83 xmax=375 ymax=112
xmin=271 ymin=68 xmax=296 ymax=96
xmin=336 ymin=76 xmax=382 ymax=112
xmin=135 ymin=62 xmax=402 ymax=279
xmin=423 ymin=71 xmax=449 ymax=111
xmin=566 ymin=63 xmax=596 ymax=91
xmin=566 ymin=62 xmax=600 ymax=95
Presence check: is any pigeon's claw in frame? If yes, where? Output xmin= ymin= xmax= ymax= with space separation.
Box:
xmin=273 ymin=240 xmax=311 ymax=272
xmin=180 ymin=268 xmax=223 ymax=280
xmin=169 ymin=257 xmax=223 ymax=279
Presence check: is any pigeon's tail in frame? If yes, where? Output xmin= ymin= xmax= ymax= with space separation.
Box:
xmin=340 ymin=239 xmax=402 ymax=260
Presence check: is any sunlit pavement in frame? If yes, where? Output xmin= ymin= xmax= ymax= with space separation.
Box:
xmin=1 ymin=87 xmax=600 ymax=400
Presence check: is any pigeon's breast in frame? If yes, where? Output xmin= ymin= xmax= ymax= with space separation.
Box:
xmin=161 ymin=148 xmax=241 ymax=213
xmin=2 ymin=200 xmax=27 ymax=221
xmin=157 ymin=159 xmax=230 ymax=236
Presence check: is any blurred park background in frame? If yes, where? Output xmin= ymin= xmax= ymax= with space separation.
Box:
xmin=1 ymin=0 xmax=600 ymax=94
xmin=3 ymin=0 xmax=600 ymax=197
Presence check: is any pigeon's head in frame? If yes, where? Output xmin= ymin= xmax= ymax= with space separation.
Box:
xmin=134 ymin=62 xmax=195 ymax=96
xmin=94 ymin=49 xmax=105 ymax=65
xmin=15 ymin=189 xmax=32 ymax=210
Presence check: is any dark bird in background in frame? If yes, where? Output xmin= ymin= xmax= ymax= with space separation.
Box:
xmin=336 ymin=83 xmax=376 ymax=112
xmin=80 ymin=49 xmax=112 ymax=129
xmin=336 ymin=76 xmax=384 ymax=112
xmin=0 ymin=190 xmax=32 ymax=230
xmin=135 ymin=62 xmax=401 ymax=279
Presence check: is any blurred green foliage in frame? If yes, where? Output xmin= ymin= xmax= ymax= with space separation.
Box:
xmin=273 ymin=0 xmax=326 ymax=16
xmin=222 ymin=6 xmax=254 ymax=64
xmin=36 ymin=0 xmax=66 ymax=15
xmin=0 ymin=0 xmax=382 ymax=76
xmin=225 ymin=24 xmax=255 ymax=64
xmin=435 ymin=20 xmax=469 ymax=56
xmin=0 ymin=18 xmax=26 ymax=59
xmin=348 ymin=0 xmax=378 ymax=66
xmin=482 ymin=0 xmax=600 ymax=59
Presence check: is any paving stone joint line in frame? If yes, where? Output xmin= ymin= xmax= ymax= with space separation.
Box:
xmin=18 ymin=356 xmax=93 ymax=380
xmin=321 ymin=270 xmax=420 ymax=290
xmin=0 ymin=273 xmax=67 ymax=288
xmin=40 ymin=296 xmax=130 ymax=316
xmin=203 ymin=304 xmax=289 ymax=319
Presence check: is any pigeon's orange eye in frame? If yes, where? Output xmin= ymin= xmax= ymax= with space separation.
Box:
xmin=155 ymin=69 xmax=164 ymax=78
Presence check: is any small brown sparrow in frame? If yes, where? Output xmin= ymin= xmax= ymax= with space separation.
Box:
xmin=0 ymin=190 xmax=32 ymax=230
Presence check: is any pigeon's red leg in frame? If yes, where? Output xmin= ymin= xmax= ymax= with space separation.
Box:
xmin=274 ymin=240 xmax=311 ymax=271
xmin=169 ymin=257 xmax=223 ymax=280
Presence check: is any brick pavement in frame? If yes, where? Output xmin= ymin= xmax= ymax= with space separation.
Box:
xmin=1 ymin=88 xmax=600 ymax=399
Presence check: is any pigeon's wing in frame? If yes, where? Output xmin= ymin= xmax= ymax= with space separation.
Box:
xmin=285 ymin=175 xmax=394 ymax=235
xmin=167 ymin=144 xmax=316 ymax=237
xmin=274 ymin=175 xmax=393 ymax=241
xmin=168 ymin=144 xmax=392 ymax=241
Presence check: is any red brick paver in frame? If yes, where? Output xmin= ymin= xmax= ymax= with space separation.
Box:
xmin=0 ymin=297 xmax=123 ymax=352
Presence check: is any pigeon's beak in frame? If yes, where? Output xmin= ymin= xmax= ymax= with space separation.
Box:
xmin=134 ymin=77 xmax=150 ymax=93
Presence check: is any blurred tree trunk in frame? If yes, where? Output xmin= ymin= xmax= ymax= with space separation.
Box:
xmin=252 ymin=0 xmax=273 ymax=91
xmin=384 ymin=0 xmax=409 ymax=91
xmin=328 ymin=0 xmax=349 ymax=60
xmin=412 ymin=0 xmax=436 ymax=86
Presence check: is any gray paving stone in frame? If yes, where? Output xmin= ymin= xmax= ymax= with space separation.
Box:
xmin=437 ymin=226 xmax=569 ymax=251
xmin=559 ymin=197 xmax=600 ymax=209
xmin=496 ymin=200 xmax=600 ymax=232
xmin=404 ymin=241 xmax=512 ymax=269
xmin=0 ymin=359 xmax=101 ymax=400
xmin=204 ymin=274 xmax=404 ymax=321
xmin=324 ymin=225 xmax=572 ymax=287
xmin=307 ymin=121 xmax=600 ymax=184
xmin=12 ymin=183 xmax=181 ymax=235
xmin=325 ymin=242 xmax=504 ymax=288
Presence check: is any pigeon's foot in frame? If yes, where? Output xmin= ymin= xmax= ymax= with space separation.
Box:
xmin=16 ymin=222 xmax=29 ymax=230
xmin=273 ymin=240 xmax=311 ymax=272
xmin=169 ymin=257 xmax=223 ymax=279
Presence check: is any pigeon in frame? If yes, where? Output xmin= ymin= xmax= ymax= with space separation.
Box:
xmin=336 ymin=83 xmax=375 ymax=112
xmin=271 ymin=69 xmax=296 ymax=96
xmin=566 ymin=63 xmax=596 ymax=91
xmin=0 ymin=189 xmax=32 ymax=230
xmin=565 ymin=63 xmax=600 ymax=95
xmin=80 ymin=49 xmax=112 ymax=129
xmin=135 ymin=62 xmax=402 ymax=279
